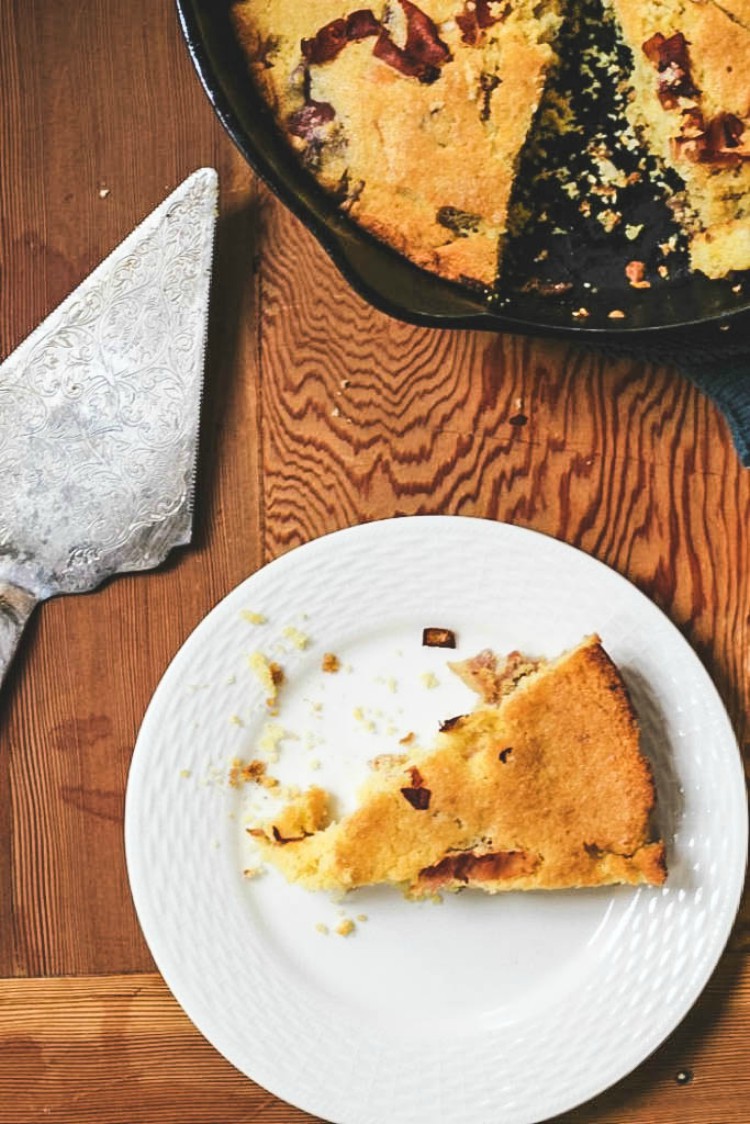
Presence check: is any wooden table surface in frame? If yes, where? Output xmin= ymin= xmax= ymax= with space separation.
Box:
xmin=1 ymin=2 xmax=749 ymax=1121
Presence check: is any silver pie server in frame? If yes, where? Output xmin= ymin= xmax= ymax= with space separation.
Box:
xmin=0 ymin=168 xmax=218 ymax=689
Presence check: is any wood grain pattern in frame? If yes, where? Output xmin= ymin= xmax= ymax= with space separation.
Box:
xmin=0 ymin=974 xmax=320 ymax=1124
xmin=0 ymin=0 xmax=748 ymax=1120
xmin=258 ymin=198 xmax=750 ymax=745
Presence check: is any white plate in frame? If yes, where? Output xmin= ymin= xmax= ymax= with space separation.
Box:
xmin=125 ymin=516 xmax=747 ymax=1124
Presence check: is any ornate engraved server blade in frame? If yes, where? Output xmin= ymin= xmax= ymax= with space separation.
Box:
xmin=0 ymin=168 xmax=218 ymax=687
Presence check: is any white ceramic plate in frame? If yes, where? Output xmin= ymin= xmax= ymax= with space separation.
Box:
xmin=125 ymin=516 xmax=747 ymax=1124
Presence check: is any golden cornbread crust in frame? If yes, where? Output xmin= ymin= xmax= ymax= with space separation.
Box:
xmin=250 ymin=635 xmax=667 ymax=898
xmin=231 ymin=1 xmax=563 ymax=286
xmin=607 ymin=0 xmax=750 ymax=277
xmin=232 ymin=1 xmax=750 ymax=284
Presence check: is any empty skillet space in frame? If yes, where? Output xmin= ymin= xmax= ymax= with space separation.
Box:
xmin=500 ymin=0 xmax=750 ymax=324
xmin=502 ymin=0 xmax=690 ymax=307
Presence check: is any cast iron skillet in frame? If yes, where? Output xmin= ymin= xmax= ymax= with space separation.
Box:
xmin=175 ymin=0 xmax=750 ymax=345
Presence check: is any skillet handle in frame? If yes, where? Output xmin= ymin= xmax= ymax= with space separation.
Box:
xmin=0 ymin=582 xmax=38 ymax=692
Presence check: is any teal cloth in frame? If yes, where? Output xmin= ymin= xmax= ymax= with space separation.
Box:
xmin=594 ymin=338 xmax=750 ymax=467
xmin=680 ymin=354 xmax=750 ymax=467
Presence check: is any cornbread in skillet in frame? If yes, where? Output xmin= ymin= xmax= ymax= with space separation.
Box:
xmin=607 ymin=0 xmax=750 ymax=277
xmin=231 ymin=1 xmax=563 ymax=286
xmin=249 ymin=635 xmax=666 ymax=898
xmin=233 ymin=1 xmax=750 ymax=287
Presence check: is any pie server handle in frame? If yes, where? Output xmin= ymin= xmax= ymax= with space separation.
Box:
xmin=0 ymin=582 xmax=39 ymax=691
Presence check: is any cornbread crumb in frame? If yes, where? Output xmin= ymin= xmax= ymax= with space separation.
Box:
xmin=597 ymin=208 xmax=621 ymax=233
xmin=248 ymin=652 xmax=284 ymax=709
xmin=241 ymin=610 xmax=267 ymax=626
xmin=229 ymin=714 xmax=244 ymax=727
xmin=315 ymin=922 xmax=329 ymax=935
xmin=179 ymin=769 xmax=192 ymax=779
xmin=336 ymin=919 xmax=356 ymax=937
xmin=356 ymin=914 xmax=368 ymax=923
xmin=625 ymin=261 xmax=650 ymax=289
xmin=243 ymin=867 xmax=261 ymax=880
xmin=229 ymin=757 xmax=270 ymax=787
xmin=283 ymin=626 xmax=310 ymax=650
xmin=321 ymin=652 xmax=341 ymax=673
xmin=353 ymin=706 xmax=376 ymax=732
xmin=420 ymin=672 xmax=440 ymax=689
xmin=257 ymin=721 xmax=290 ymax=761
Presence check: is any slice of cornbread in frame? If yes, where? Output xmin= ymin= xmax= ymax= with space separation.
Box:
xmin=249 ymin=635 xmax=666 ymax=898
xmin=608 ymin=0 xmax=750 ymax=277
xmin=232 ymin=1 xmax=564 ymax=286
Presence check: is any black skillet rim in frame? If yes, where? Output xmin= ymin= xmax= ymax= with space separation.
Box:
xmin=175 ymin=0 xmax=750 ymax=347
